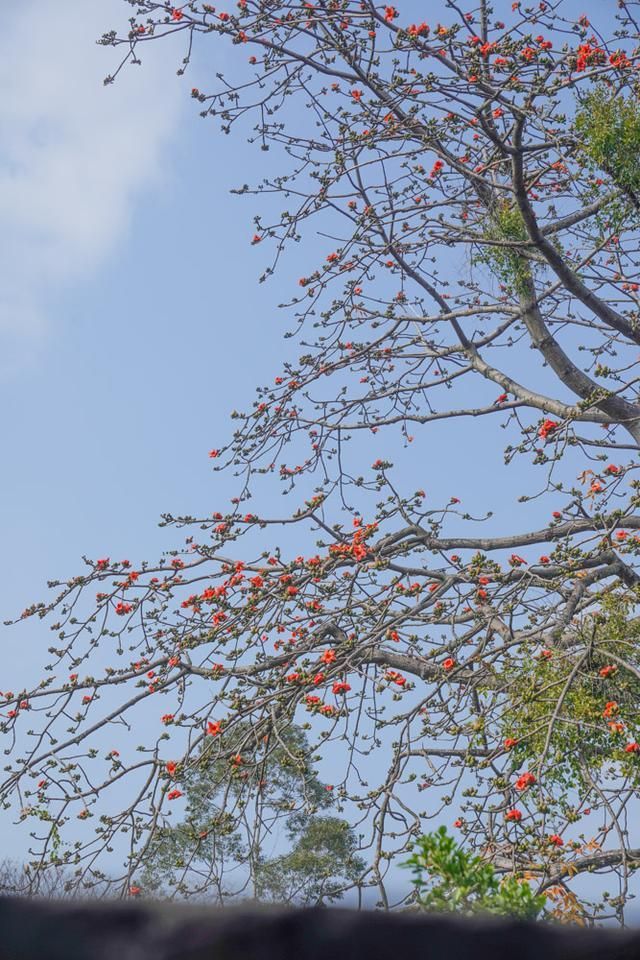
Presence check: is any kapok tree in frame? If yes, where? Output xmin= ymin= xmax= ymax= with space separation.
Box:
xmin=4 ymin=0 xmax=640 ymax=923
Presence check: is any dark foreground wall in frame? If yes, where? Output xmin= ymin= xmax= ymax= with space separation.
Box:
xmin=1 ymin=897 xmax=639 ymax=960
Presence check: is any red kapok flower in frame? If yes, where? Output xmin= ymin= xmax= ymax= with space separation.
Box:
xmin=599 ymin=665 xmax=617 ymax=678
xmin=505 ymin=808 xmax=522 ymax=822
xmin=624 ymin=742 xmax=640 ymax=753
xmin=442 ymin=657 xmax=456 ymax=671
xmin=167 ymin=789 xmax=183 ymax=801
xmin=166 ymin=761 xmax=178 ymax=776
xmin=548 ymin=834 xmax=564 ymax=847
xmin=515 ymin=771 xmax=536 ymax=791
xmin=504 ymin=737 xmax=519 ymax=750
xmin=385 ymin=670 xmax=406 ymax=687
xmin=538 ymin=418 xmax=559 ymax=439
xmin=207 ymin=720 xmax=222 ymax=736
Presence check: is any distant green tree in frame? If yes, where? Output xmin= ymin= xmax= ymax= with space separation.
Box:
xmin=140 ymin=723 xmax=364 ymax=904
xmin=404 ymin=828 xmax=545 ymax=921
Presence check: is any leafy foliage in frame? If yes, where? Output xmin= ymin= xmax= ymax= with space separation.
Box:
xmin=405 ymin=827 xmax=545 ymax=920
xmin=141 ymin=724 xmax=364 ymax=904
xmin=476 ymin=202 xmax=531 ymax=294
xmin=577 ymin=89 xmax=640 ymax=201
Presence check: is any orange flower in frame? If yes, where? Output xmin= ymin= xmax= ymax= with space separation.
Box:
xmin=385 ymin=670 xmax=406 ymax=687
xmin=442 ymin=657 xmax=455 ymax=671
xmin=599 ymin=665 xmax=617 ymax=679
xmin=538 ymin=418 xmax=559 ymax=439
xmin=207 ymin=720 xmax=222 ymax=736
xmin=515 ymin=771 xmax=536 ymax=791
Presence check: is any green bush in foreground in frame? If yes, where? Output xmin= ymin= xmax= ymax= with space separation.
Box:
xmin=404 ymin=827 xmax=545 ymax=921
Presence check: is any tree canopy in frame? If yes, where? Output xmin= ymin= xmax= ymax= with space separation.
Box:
xmin=4 ymin=0 xmax=640 ymax=924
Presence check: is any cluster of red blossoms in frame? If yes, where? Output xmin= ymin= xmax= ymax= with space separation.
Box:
xmin=574 ymin=41 xmax=606 ymax=72
xmin=407 ymin=21 xmax=429 ymax=36
xmin=328 ymin=518 xmax=376 ymax=562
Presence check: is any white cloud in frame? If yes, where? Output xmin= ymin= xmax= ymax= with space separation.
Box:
xmin=0 ymin=0 xmax=183 ymax=363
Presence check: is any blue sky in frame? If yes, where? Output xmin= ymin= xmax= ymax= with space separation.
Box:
xmin=0 ymin=0 xmax=519 ymax=635
xmin=0 ymin=2 xmax=277 ymax=613
xmin=0 ymin=1 xmax=328 ymax=861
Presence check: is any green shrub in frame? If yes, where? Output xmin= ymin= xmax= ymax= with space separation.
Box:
xmin=404 ymin=826 xmax=545 ymax=920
